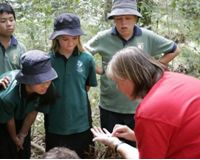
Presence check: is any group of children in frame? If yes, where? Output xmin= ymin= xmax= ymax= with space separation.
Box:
xmin=2 ymin=0 xmax=200 ymax=159
xmin=0 ymin=3 xmax=97 ymax=159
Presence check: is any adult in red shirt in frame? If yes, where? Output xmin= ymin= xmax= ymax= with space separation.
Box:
xmin=91 ymin=46 xmax=200 ymax=159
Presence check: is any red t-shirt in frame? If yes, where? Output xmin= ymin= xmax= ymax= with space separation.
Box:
xmin=135 ymin=72 xmax=200 ymax=158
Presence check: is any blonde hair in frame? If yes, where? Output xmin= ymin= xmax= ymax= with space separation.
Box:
xmin=50 ymin=36 xmax=85 ymax=53
xmin=106 ymin=47 xmax=164 ymax=98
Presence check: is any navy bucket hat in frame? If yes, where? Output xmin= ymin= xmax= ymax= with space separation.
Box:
xmin=49 ymin=13 xmax=84 ymax=40
xmin=16 ymin=50 xmax=57 ymax=84
xmin=107 ymin=0 xmax=142 ymax=19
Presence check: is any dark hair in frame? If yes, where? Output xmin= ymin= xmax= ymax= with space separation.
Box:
xmin=0 ymin=3 xmax=16 ymax=20
xmin=106 ymin=47 xmax=165 ymax=99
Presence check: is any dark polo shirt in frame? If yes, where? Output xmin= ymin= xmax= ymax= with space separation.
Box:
xmin=0 ymin=70 xmax=49 ymax=123
xmin=46 ymin=49 xmax=97 ymax=135
xmin=0 ymin=36 xmax=26 ymax=75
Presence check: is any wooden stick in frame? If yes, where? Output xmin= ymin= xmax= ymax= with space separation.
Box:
xmin=31 ymin=141 xmax=45 ymax=153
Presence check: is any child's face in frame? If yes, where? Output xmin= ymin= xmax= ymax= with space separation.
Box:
xmin=113 ymin=15 xmax=137 ymax=40
xmin=0 ymin=12 xmax=15 ymax=37
xmin=25 ymin=81 xmax=52 ymax=95
xmin=57 ymin=35 xmax=79 ymax=54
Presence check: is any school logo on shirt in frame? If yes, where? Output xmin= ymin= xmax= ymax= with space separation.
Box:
xmin=137 ymin=42 xmax=144 ymax=50
xmin=77 ymin=60 xmax=83 ymax=73
xmin=12 ymin=54 xmax=18 ymax=65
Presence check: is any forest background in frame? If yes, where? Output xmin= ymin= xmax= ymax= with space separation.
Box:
xmin=1 ymin=0 xmax=200 ymax=158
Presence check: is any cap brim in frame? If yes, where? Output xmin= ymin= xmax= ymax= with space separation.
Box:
xmin=49 ymin=28 xmax=84 ymax=40
xmin=107 ymin=8 xmax=142 ymax=19
xmin=16 ymin=68 xmax=58 ymax=84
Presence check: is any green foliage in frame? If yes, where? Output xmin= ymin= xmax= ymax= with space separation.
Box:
xmin=170 ymin=0 xmax=200 ymax=44
xmin=1 ymin=0 xmax=199 ymax=157
xmin=137 ymin=0 xmax=157 ymax=28
xmin=171 ymin=45 xmax=200 ymax=78
xmin=3 ymin=0 xmax=110 ymax=50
